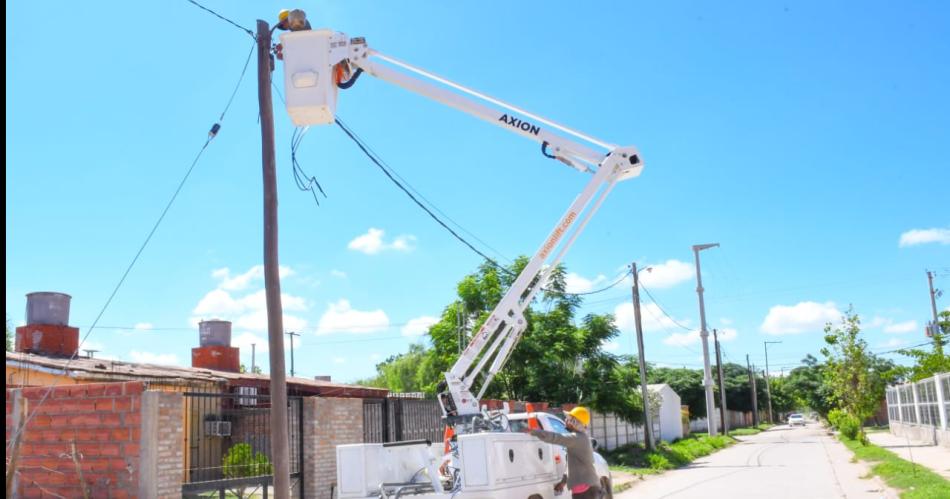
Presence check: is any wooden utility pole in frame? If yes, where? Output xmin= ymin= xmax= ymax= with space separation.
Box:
xmin=631 ymin=263 xmax=655 ymax=450
xmin=714 ymin=329 xmax=728 ymax=433
xmin=747 ymin=354 xmax=759 ymax=427
xmin=257 ymin=20 xmax=291 ymax=499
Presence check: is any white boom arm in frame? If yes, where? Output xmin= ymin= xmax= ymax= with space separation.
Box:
xmin=279 ymin=29 xmax=644 ymax=426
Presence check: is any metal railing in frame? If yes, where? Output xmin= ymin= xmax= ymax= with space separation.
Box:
xmin=182 ymin=392 xmax=304 ymax=498
xmin=885 ymin=373 xmax=949 ymax=431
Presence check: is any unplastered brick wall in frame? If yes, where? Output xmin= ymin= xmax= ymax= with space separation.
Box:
xmin=5 ymin=382 xmax=145 ymax=498
xmin=303 ymin=397 xmax=363 ymax=499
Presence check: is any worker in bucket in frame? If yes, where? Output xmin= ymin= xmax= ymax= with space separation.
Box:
xmin=276 ymin=9 xmax=311 ymax=31
xmin=531 ymin=406 xmax=601 ymax=498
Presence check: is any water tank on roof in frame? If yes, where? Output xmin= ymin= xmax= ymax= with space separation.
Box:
xmin=26 ymin=292 xmax=72 ymax=326
xmin=199 ymin=320 xmax=232 ymax=347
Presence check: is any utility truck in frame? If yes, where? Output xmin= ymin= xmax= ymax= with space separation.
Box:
xmin=278 ymin=19 xmax=643 ymax=499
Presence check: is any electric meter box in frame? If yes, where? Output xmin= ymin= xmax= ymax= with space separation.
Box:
xmin=280 ymin=29 xmax=348 ymax=126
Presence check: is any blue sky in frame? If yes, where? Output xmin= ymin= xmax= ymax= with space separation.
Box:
xmin=7 ymin=1 xmax=949 ymax=383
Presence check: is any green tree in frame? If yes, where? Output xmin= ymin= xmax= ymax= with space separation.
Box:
xmin=898 ymin=310 xmax=950 ymax=381
xmin=357 ymin=258 xmax=646 ymax=422
xmin=820 ymin=309 xmax=882 ymax=441
xmin=222 ymin=442 xmax=273 ymax=499
xmin=648 ymin=366 xmax=706 ymax=417
xmin=238 ymin=364 xmax=263 ymax=374
xmin=784 ymin=355 xmax=834 ymax=417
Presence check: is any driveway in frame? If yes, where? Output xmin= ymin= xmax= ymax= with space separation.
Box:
xmin=615 ymin=424 xmax=897 ymax=499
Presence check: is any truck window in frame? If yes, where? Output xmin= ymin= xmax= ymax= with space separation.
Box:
xmin=546 ymin=416 xmax=569 ymax=435
xmin=508 ymin=419 xmax=530 ymax=433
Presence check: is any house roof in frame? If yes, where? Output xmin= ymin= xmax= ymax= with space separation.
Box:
xmin=5 ymin=351 xmax=387 ymax=398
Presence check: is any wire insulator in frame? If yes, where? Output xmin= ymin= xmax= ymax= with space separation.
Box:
xmin=209 ymin=123 xmax=221 ymax=138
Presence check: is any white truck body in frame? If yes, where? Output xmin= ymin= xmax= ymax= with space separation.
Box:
xmin=336 ymin=433 xmax=563 ymax=498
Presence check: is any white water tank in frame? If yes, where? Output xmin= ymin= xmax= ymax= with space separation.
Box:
xmin=26 ymin=292 xmax=72 ymax=326
xmin=280 ymin=29 xmax=348 ymax=126
xmin=198 ymin=320 xmax=232 ymax=347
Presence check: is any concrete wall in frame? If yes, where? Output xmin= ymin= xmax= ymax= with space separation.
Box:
xmin=653 ymin=385 xmax=684 ymax=442
xmin=303 ymin=397 xmax=363 ymax=499
xmin=889 ymin=420 xmax=950 ymax=449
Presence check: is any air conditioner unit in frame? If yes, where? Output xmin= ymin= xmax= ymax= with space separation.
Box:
xmin=205 ymin=421 xmax=232 ymax=437
xmin=236 ymin=386 xmax=258 ymax=406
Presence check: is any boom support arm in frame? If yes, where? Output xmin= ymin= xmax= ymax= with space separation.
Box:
xmin=279 ymin=29 xmax=644 ymax=424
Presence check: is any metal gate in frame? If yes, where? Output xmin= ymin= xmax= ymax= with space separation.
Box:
xmin=363 ymin=398 xmax=443 ymax=443
xmin=182 ymin=392 xmax=304 ymax=498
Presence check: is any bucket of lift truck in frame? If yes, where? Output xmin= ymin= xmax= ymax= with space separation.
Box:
xmin=279 ymin=29 xmax=349 ymax=126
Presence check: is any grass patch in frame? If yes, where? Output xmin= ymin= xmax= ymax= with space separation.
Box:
xmin=838 ymin=434 xmax=950 ymax=499
xmin=603 ymin=433 xmax=737 ymax=473
xmin=728 ymin=423 xmax=775 ymax=437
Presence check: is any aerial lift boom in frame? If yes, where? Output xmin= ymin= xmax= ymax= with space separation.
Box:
xmin=279 ymin=25 xmax=643 ymax=496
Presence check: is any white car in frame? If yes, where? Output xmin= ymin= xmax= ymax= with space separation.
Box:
xmin=787 ymin=413 xmax=806 ymax=426
xmin=508 ymin=412 xmax=613 ymax=498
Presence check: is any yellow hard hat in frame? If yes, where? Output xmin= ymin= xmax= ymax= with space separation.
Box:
xmin=278 ymin=9 xmax=291 ymax=22
xmin=567 ymin=406 xmax=591 ymax=427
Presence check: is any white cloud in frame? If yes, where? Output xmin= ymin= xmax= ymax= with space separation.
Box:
xmin=661 ymin=327 xmax=736 ymax=347
xmin=347 ymin=228 xmax=416 ymax=255
xmin=720 ymin=318 xmax=733 ymax=326
xmin=211 ymin=265 xmax=294 ymax=291
xmin=638 ymin=260 xmax=695 ymax=289
xmin=333 ymin=357 xmax=347 ymax=364
xmin=865 ymin=316 xmax=918 ymax=335
xmin=601 ymin=340 xmax=622 ymax=352
xmin=899 ymin=228 xmax=950 ymax=247
xmin=232 ymin=332 xmax=269 ymax=353
xmin=134 ymin=323 xmax=153 ymax=331
xmin=760 ymin=301 xmax=841 ymax=335
xmin=191 ymin=265 xmax=309 ymax=334
xmin=663 ymin=331 xmax=701 ymax=347
xmin=330 ymin=270 xmax=347 ymax=279
xmin=129 ymin=351 xmax=181 ymax=366
xmin=884 ymin=320 xmax=918 ymax=334
xmin=370 ymin=353 xmax=382 ymax=361
xmin=614 ymin=302 xmax=692 ymax=333
xmin=881 ymin=338 xmax=907 ymax=348
xmin=401 ymin=316 xmax=439 ymax=337
xmin=565 ymin=273 xmax=608 ymax=293
xmin=317 ymin=299 xmax=390 ymax=334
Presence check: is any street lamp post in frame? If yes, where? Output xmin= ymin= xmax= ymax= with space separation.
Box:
xmin=631 ymin=263 xmax=655 ymax=450
xmin=764 ymin=341 xmax=782 ymax=424
xmin=693 ymin=243 xmax=720 ymax=435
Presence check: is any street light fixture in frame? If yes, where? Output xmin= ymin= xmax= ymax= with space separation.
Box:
xmin=692 ymin=243 xmax=720 ymax=435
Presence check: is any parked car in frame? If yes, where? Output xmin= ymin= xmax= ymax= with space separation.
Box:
xmin=787 ymin=413 xmax=806 ymax=426
xmin=508 ymin=412 xmax=613 ymax=498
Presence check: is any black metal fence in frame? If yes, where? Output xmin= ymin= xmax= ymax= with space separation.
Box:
xmin=363 ymin=397 xmax=443 ymax=444
xmin=182 ymin=392 xmax=304 ymax=498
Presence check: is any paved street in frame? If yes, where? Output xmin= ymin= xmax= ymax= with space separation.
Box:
xmin=616 ymin=424 xmax=897 ymax=499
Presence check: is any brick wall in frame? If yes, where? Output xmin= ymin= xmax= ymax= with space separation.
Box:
xmin=139 ymin=391 xmax=184 ymax=497
xmin=302 ymin=397 xmax=363 ymax=499
xmin=5 ymin=382 xmax=145 ymax=498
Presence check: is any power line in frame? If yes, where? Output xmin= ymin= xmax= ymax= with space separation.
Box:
xmin=639 ymin=284 xmax=693 ymax=331
xmin=7 ymin=43 xmax=254 ymax=452
xmin=335 ymin=117 xmax=512 ymax=275
xmin=184 ymin=0 xmax=255 ymax=38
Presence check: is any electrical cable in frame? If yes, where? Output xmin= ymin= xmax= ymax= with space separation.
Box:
xmin=335 ymin=117 xmax=512 ymax=274
xmin=7 ymin=43 xmax=252 ymax=451
xmin=290 ymin=126 xmax=327 ymax=205
xmin=185 ymin=0 xmax=255 ymax=38
xmin=639 ymin=284 xmax=694 ymax=332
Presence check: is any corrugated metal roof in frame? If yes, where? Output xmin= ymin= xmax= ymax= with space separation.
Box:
xmin=5 ymin=351 xmax=388 ymax=398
